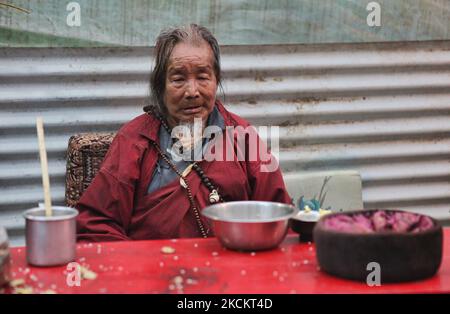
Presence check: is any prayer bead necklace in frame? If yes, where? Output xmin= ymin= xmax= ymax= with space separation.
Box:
xmin=151 ymin=142 xmax=208 ymax=238
xmin=144 ymin=105 xmax=225 ymax=238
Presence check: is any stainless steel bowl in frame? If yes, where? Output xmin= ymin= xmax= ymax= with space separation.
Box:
xmin=202 ymin=201 xmax=298 ymax=251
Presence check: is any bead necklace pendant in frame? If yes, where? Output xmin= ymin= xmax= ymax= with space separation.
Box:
xmin=182 ymin=163 xmax=194 ymax=177
xmin=209 ymin=189 xmax=220 ymax=203
xmin=179 ymin=163 xmax=195 ymax=189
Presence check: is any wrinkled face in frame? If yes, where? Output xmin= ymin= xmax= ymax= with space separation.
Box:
xmin=164 ymin=42 xmax=217 ymax=128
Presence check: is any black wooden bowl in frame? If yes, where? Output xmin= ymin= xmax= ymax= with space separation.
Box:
xmin=314 ymin=209 xmax=443 ymax=283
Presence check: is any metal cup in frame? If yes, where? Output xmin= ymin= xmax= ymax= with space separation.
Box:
xmin=24 ymin=206 xmax=78 ymax=266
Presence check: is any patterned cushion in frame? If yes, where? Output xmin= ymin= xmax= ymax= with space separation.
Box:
xmin=0 ymin=227 xmax=10 ymax=286
xmin=65 ymin=132 xmax=116 ymax=208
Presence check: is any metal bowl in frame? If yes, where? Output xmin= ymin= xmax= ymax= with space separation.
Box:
xmin=202 ymin=201 xmax=298 ymax=251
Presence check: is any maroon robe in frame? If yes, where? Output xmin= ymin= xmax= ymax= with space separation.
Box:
xmin=76 ymin=101 xmax=292 ymax=242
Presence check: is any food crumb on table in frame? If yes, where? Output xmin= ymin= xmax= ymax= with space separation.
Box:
xmin=173 ymin=276 xmax=183 ymax=285
xmin=9 ymin=278 xmax=25 ymax=287
xmin=161 ymin=246 xmax=176 ymax=254
xmin=186 ymin=278 xmax=198 ymax=285
xmin=9 ymin=278 xmax=34 ymax=294
xmin=13 ymin=286 xmax=34 ymax=294
xmin=80 ymin=266 xmax=98 ymax=280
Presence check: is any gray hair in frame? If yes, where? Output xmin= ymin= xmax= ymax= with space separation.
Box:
xmin=147 ymin=24 xmax=222 ymax=114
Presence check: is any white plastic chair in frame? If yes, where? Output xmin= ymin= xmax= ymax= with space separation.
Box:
xmin=283 ymin=170 xmax=364 ymax=212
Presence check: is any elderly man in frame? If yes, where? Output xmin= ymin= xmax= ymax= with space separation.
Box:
xmin=76 ymin=24 xmax=292 ymax=242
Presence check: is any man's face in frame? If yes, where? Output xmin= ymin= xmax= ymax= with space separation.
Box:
xmin=164 ymin=41 xmax=217 ymax=128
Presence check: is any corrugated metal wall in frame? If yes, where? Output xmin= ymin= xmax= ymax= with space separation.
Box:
xmin=1 ymin=41 xmax=449 ymax=246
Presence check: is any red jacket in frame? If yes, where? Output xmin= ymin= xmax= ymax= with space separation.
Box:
xmin=76 ymin=101 xmax=292 ymax=242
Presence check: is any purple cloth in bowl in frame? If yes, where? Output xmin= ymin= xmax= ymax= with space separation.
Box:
xmin=314 ymin=209 xmax=443 ymax=282
xmin=322 ymin=210 xmax=434 ymax=234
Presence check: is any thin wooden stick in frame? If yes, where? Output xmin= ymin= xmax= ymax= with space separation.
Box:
xmin=36 ymin=117 xmax=52 ymax=217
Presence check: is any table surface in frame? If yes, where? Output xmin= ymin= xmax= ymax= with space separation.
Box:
xmin=4 ymin=228 xmax=450 ymax=294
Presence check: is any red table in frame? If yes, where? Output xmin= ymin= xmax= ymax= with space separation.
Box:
xmin=5 ymin=228 xmax=450 ymax=294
